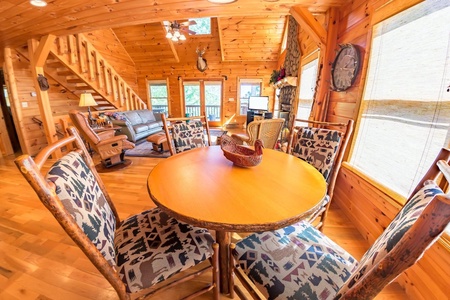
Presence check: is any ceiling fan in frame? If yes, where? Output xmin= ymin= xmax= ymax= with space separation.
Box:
xmin=163 ymin=20 xmax=197 ymax=41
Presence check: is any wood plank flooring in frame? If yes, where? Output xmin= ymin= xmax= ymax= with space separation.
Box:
xmin=0 ymin=153 xmax=408 ymax=299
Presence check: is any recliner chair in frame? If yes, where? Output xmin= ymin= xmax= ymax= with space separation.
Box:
xmin=69 ymin=110 xmax=135 ymax=169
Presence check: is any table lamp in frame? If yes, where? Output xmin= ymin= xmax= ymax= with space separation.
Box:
xmin=79 ymin=93 xmax=98 ymax=125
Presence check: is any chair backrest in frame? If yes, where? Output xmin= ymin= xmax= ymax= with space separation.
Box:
xmin=288 ymin=118 xmax=354 ymax=230
xmin=245 ymin=118 xmax=284 ymax=149
xmin=287 ymin=119 xmax=354 ymax=183
xmin=162 ymin=114 xmax=212 ymax=156
xmin=69 ymin=109 xmax=101 ymax=145
xmin=14 ymin=127 xmax=124 ymax=294
xmin=337 ymin=147 xmax=450 ymax=299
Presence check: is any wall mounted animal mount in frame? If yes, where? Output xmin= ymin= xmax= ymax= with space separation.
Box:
xmin=196 ymin=47 xmax=208 ymax=72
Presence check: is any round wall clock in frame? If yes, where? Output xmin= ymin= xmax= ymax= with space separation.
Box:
xmin=331 ymin=44 xmax=360 ymax=91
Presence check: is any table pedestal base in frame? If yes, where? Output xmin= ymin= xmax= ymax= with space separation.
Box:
xmin=216 ymin=231 xmax=231 ymax=294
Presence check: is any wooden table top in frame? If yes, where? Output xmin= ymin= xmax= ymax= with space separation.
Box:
xmin=147 ymin=146 xmax=327 ymax=232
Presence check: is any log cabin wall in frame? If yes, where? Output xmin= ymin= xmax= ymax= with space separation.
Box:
xmin=331 ymin=0 xmax=450 ymax=298
xmin=3 ymin=48 xmax=80 ymax=155
xmin=132 ymin=18 xmax=278 ymax=123
xmin=84 ymin=29 xmax=138 ymax=92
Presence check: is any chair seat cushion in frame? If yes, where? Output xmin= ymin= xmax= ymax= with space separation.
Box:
xmin=233 ymin=221 xmax=358 ymax=300
xmin=114 ymin=207 xmax=214 ymax=293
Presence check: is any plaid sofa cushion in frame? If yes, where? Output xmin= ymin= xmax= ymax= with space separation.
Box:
xmin=114 ymin=207 xmax=214 ymax=293
xmin=234 ymin=221 xmax=358 ymax=300
xmin=172 ymin=120 xmax=205 ymax=153
xmin=336 ymin=180 xmax=444 ymax=297
xmin=291 ymin=127 xmax=342 ymax=181
xmin=46 ymin=151 xmax=117 ymax=266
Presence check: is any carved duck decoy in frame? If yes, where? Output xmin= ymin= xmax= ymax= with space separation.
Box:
xmin=220 ymin=134 xmax=264 ymax=167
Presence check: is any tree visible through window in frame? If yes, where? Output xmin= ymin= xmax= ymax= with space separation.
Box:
xmin=189 ymin=18 xmax=211 ymax=35
xmin=239 ymin=79 xmax=262 ymax=115
xmin=148 ymin=81 xmax=168 ymax=113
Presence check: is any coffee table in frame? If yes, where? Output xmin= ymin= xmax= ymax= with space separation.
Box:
xmin=147 ymin=146 xmax=327 ymax=294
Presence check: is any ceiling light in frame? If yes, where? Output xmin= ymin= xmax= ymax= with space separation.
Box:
xmin=207 ymin=0 xmax=237 ymax=3
xmin=30 ymin=0 xmax=47 ymax=7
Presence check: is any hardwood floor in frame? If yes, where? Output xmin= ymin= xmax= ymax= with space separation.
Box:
xmin=0 ymin=153 xmax=408 ymax=299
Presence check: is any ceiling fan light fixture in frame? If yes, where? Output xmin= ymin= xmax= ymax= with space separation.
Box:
xmin=207 ymin=0 xmax=237 ymax=3
xmin=166 ymin=32 xmax=173 ymax=39
xmin=179 ymin=34 xmax=186 ymax=41
xmin=174 ymin=30 xmax=181 ymax=38
xmin=30 ymin=0 xmax=47 ymax=7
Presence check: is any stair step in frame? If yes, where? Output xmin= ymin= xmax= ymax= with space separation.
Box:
xmin=57 ymin=70 xmax=75 ymax=76
xmin=66 ymin=78 xmax=85 ymax=84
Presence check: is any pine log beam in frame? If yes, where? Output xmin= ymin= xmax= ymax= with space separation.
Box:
xmin=28 ymin=35 xmax=61 ymax=158
xmin=216 ymin=18 xmax=225 ymax=62
xmin=290 ymin=6 xmax=327 ymax=49
xmin=312 ymin=8 xmax=339 ymax=122
xmin=3 ymin=48 xmax=27 ymax=154
xmin=162 ymin=22 xmax=180 ymax=63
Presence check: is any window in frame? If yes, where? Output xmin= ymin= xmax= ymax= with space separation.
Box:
xmin=350 ymin=0 xmax=450 ymax=199
xmin=295 ymin=57 xmax=319 ymax=126
xmin=238 ymin=79 xmax=262 ymax=115
xmin=189 ymin=18 xmax=211 ymax=35
xmin=148 ymin=80 xmax=169 ymax=113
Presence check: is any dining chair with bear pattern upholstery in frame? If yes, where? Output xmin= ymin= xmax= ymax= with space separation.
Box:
xmin=162 ymin=114 xmax=212 ymax=156
xmin=287 ymin=118 xmax=354 ymax=231
xmin=229 ymin=147 xmax=450 ymax=300
xmin=15 ymin=127 xmax=220 ymax=300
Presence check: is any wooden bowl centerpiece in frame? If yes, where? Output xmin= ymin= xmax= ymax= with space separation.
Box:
xmin=220 ymin=134 xmax=264 ymax=167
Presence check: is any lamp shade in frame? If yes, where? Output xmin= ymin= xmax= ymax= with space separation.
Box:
xmin=79 ymin=93 xmax=98 ymax=107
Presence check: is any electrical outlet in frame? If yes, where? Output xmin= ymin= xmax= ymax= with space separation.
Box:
xmin=229 ymin=98 xmax=234 ymax=102
xmin=30 ymin=92 xmax=37 ymax=97
xmin=22 ymin=102 xmax=28 ymax=108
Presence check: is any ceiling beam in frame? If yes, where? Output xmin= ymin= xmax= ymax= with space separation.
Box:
xmin=290 ymin=6 xmax=327 ymax=48
xmin=216 ymin=18 xmax=225 ymax=62
xmin=161 ymin=22 xmax=180 ymax=63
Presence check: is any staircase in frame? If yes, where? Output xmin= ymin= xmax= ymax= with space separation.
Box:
xmin=47 ymin=33 xmax=146 ymax=111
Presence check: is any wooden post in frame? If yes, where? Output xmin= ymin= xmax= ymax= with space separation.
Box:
xmin=28 ymin=35 xmax=61 ymax=157
xmin=4 ymin=48 xmax=29 ymax=155
xmin=313 ymin=8 xmax=339 ymax=122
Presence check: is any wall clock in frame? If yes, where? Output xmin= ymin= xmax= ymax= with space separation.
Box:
xmin=331 ymin=44 xmax=360 ymax=91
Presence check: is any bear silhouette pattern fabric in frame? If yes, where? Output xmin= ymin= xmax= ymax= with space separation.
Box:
xmin=291 ymin=127 xmax=342 ymax=181
xmin=233 ymin=221 xmax=358 ymax=300
xmin=114 ymin=207 xmax=215 ymax=293
xmin=172 ymin=120 xmax=206 ymax=153
xmin=45 ymin=151 xmax=117 ymax=266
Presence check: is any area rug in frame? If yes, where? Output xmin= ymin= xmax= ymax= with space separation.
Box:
xmin=125 ymin=129 xmax=227 ymax=158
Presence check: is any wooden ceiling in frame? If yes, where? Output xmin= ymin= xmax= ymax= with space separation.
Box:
xmin=1 ymin=0 xmax=351 ymax=64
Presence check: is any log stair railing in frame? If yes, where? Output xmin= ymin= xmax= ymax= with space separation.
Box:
xmin=48 ymin=33 xmax=146 ymax=112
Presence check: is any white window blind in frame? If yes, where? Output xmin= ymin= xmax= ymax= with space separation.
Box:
xmin=350 ymin=0 xmax=450 ymax=198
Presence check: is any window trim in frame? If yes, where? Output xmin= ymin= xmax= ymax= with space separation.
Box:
xmin=147 ymin=79 xmax=170 ymax=113
xmin=237 ymin=78 xmax=263 ymax=116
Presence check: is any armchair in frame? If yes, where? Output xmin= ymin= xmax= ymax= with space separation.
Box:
xmin=230 ymin=148 xmax=450 ymax=300
xmin=69 ymin=110 xmax=135 ymax=169
xmin=231 ymin=118 xmax=284 ymax=149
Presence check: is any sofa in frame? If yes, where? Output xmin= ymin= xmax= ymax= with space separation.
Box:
xmin=108 ymin=109 xmax=164 ymax=143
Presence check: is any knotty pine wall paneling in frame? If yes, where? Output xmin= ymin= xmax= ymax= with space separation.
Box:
xmin=135 ymin=18 xmax=277 ymax=125
xmin=84 ymin=29 xmax=138 ymax=92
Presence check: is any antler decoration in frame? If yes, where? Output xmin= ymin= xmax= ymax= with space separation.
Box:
xmin=196 ymin=46 xmax=208 ymax=72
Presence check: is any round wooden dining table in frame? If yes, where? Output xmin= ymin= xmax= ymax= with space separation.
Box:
xmin=147 ymin=146 xmax=327 ymax=294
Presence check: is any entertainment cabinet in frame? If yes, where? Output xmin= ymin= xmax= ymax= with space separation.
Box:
xmin=246 ymin=110 xmax=273 ymax=125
